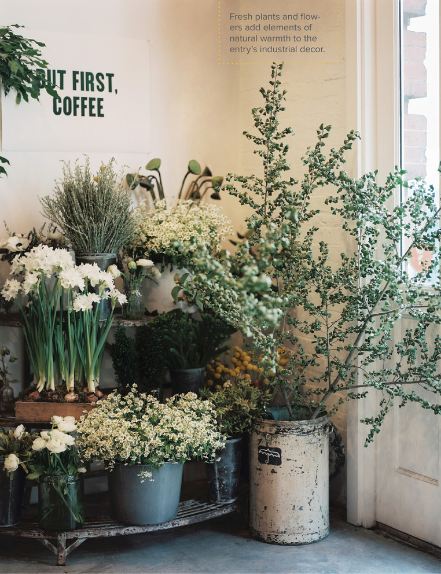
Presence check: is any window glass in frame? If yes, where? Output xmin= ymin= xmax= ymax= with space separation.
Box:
xmin=401 ymin=0 xmax=439 ymax=276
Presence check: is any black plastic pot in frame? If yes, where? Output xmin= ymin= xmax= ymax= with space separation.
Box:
xmin=0 ymin=461 xmax=25 ymax=526
xmin=207 ymin=436 xmax=243 ymax=503
xmin=170 ymin=367 xmax=206 ymax=395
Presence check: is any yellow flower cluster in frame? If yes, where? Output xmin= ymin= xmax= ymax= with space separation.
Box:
xmin=207 ymin=346 xmax=267 ymax=387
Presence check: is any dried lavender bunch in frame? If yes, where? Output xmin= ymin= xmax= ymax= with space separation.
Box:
xmin=41 ymin=158 xmax=135 ymax=255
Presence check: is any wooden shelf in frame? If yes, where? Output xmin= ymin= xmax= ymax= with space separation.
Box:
xmin=0 ymin=498 xmax=238 ymax=565
xmin=0 ymin=313 xmax=154 ymax=328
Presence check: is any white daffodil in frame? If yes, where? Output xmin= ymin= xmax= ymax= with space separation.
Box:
xmin=109 ymin=290 xmax=127 ymax=306
xmin=1 ymin=278 xmax=21 ymax=301
xmin=107 ymin=264 xmax=121 ymax=279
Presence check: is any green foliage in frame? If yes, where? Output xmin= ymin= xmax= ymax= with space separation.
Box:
xmin=110 ymin=312 xmax=230 ymax=392
xmin=0 ymin=156 xmax=10 ymax=177
xmin=0 ymin=25 xmax=57 ymax=176
xmin=164 ymin=310 xmax=234 ymax=370
xmin=201 ymin=379 xmax=269 ymax=437
xmin=41 ymin=158 xmax=135 ymax=254
xmin=0 ymin=25 xmax=57 ymax=102
xmin=180 ymin=62 xmax=441 ymax=443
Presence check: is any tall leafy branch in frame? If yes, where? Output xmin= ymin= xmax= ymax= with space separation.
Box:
xmin=182 ymin=63 xmax=441 ymax=443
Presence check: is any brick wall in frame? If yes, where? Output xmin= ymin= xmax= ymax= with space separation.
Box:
xmin=402 ymin=0 xmax=428 ymax=179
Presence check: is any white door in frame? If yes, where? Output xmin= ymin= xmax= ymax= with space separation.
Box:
xmin=347 ymin=0 xmax=441 ymax=546
xmin=376 ymin=325 xmax=441 ymax=546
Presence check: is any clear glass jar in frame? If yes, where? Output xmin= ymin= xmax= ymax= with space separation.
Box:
xmin=38 ymin=475 xmax=83 ymax=531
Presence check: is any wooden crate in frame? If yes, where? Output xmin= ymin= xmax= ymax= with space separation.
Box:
xmin=14 ymin=401 xmax=94 ymax=422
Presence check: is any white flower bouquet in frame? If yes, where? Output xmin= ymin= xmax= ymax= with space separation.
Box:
xmin=0 ymin=424 xmax=33 ymax=474
xmin=133 ymin=200 xmax=232 ymax=264
xmin=28 ymin=416 xmax=85 ymax=526
xmin=1 ymin=245 xmax=126 ymax=394
xmin=29 ymin=416 xmax=83 ymax=478
xmin=76 ymin=386 xmax=226 ymax=469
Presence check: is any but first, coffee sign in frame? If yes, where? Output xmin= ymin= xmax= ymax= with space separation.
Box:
xmin=41 ymin=69 xmax=117 ymax=118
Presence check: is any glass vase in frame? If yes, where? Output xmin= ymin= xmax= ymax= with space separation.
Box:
xmin=124 ymin=279 xmax=145 ymax=320
xmin=38 ymin=475 xmax=83 ymax=531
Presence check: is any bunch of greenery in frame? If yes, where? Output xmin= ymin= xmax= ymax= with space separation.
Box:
xmin=178 ymin=63 xmax=441 ymax=443
xmin=127 ymin=158 xmax=223 ymax=204
xmin=41 ymin=158 xmax=135 ymax=255
xmin=110 ymin=313 xmax=187 ymax=393
xmin=0 ymin=424 xmax=33 ymax=474
xmin=0 ymin=25 xmax=57 ymax=175
xmin=201 ymin=379 xmax=269 ymax=437
xmin=164 ymin=310 xmax=234 ymax=370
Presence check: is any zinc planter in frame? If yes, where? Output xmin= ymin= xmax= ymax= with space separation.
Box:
xmin=0 ymin=462 xmax=25 ymax=526
xmin=250 ymin=416 xmax=329 ymax=545
xmin=170 ymin=368 xmax=206 ymax=395
xmin=207 ymin=436 xmax=242 ymax=503
xmin=39 ymin=475 xmax=83 ymax=531
xmin=109 ymin=462 xmax=184 ymax=525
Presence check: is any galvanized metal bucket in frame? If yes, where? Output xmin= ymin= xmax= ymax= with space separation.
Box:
xmin=207 ymin=436 xmax=242 ymax=503
xmin=109 ymin=462 xmax=184 ymax=525
xmin=0 ymin=463 xmax=25 ymax=527
xmin=250 ymin=416 xmax=329 ymax=545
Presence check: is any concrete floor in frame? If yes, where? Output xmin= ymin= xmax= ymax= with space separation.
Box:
xmin=0 ymin=513 xmax=440 ymax=574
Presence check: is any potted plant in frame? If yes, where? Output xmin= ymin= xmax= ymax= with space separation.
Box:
xmin=126 ymin=158 xmax=224 ymax=205
xmin=201 ymin=375 xmax=269 ymax=503
xmin=1 ymin=245 xmax=126 ymax=420
xmin=76 ymin=386 xmax=225 ymax=525
xmin=163 ymin=310 xmax=233 ymax=395
xmin=0 ymin=424 xmax=32 ymax=526
xmin=132 ymin=199 xmax=231 ymax=313
xmin=28 ymin=416 xmax=84 ymax=531
xmin=40 ymin=158 xmax=135 ymax=295
xmin=176 ymin=63 xmax=441 ymax=545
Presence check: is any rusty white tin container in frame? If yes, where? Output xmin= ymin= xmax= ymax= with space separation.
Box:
xmin=250 ymin=416 xmax=329 ymax=545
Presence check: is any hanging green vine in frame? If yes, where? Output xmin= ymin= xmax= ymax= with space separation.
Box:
xmin=0 ymin=24 xmax=57 ymax=175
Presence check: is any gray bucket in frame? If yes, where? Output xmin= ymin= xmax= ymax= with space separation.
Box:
xmin=207 ymin=436 xmax=242 ymax=503
xmin=109 ymin=462 xmax=184 ymax=525
xmin=0 ymin=462 xmax=25 ymax=527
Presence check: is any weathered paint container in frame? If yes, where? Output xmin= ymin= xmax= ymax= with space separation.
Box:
xmin=250 ymin=416 xmax=329 ymax=545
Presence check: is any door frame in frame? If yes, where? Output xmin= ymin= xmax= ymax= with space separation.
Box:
xmin=345 ymin=0 xmax=401 ymax=528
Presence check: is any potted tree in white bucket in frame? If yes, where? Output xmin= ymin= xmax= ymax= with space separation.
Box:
xmin=176 ymin=63 xmax=441 ymax=545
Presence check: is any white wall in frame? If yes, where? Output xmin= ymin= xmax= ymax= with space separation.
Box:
xmin=0 ymin=1 xmax=354 ymax=499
